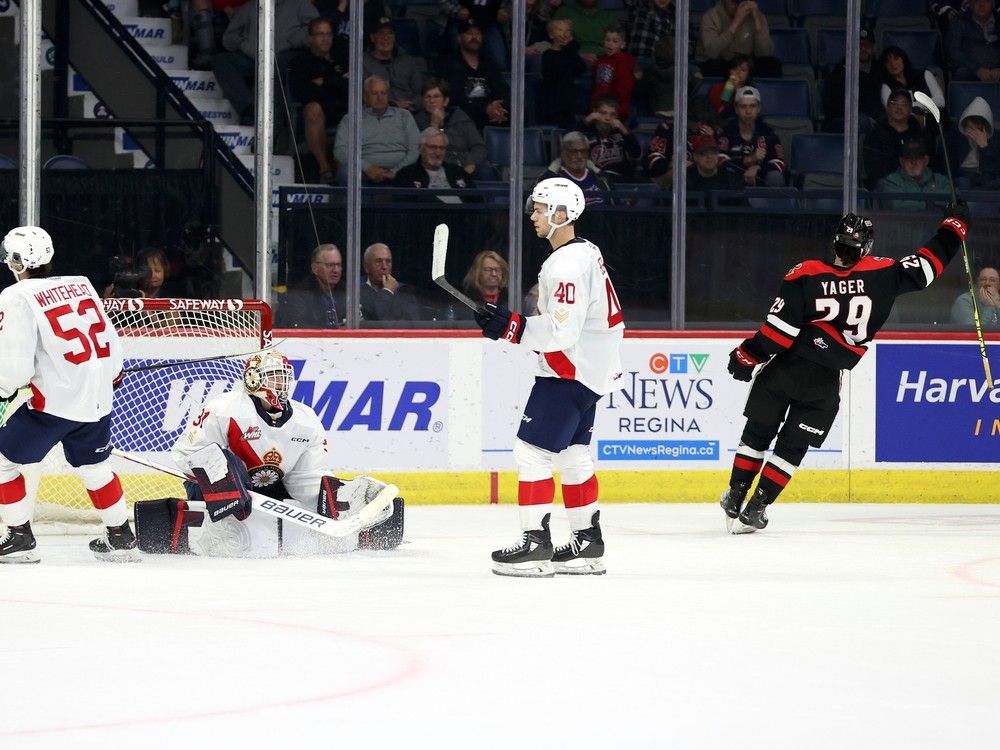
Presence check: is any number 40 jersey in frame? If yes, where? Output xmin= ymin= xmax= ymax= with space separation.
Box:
xmin=742 ymin=224 xmax=962 ymax=371
xmin=0 ymin=277 xmax=123 ymax=422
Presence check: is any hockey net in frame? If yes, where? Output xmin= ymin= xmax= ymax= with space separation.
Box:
xmin=21 ymin=298 xmax=273 ymax=533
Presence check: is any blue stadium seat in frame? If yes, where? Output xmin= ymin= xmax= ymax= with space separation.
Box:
xmin=484 ymin=127 xmax=547 ymax=167
xmin=864 ymin=0 xmax=930 ymax=17
xmin=0 ymin=154 xmax=15 ymax=170
xmin=816 ymin=28 xmax=847 ymax=67
xmin=756 ymin=0 xmax=789 ymax=14
xmin=693 ymin=77 xmax=722 ymax=99
xmin=690 ymin=0 xmax=715 ymax=11
xmin=790 ymin=133 xmax=844 ymax=186
xmin=391 ymin=18 xmax=421 ymax=57
xmin=755 ymin=78 xmax=811 ymax=118
xmin=881 ymin=30 xmax=941 ymax=70
xmin=791 ymin=0 xmax=847 ymax=16
xmin=948 ymin=82 xmax=1000 ymax=121
xmin=43 ymin=155 xmax=90 ymax=170
xmin=770 ymin=28 xmax=811 ymax=67
xmin=745 ymin=187 xmax=799 ymax=210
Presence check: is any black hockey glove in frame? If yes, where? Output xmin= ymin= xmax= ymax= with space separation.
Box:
xmin=941 ymin=200 xmax=970 ymax=241
xmin=728 ymin=345 xmax=759 ymax=382
xmin=317 ymin=475 xmax=348 ymax=518
xmin=476 ymin=303 xmax=525 ymax=344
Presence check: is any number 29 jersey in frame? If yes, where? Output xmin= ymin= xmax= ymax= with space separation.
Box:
xmin=742 ymin=225 xmax=961 ymax=370
xmin=0 ymin=277 xmax=123 ymax=422
xmin=521 ymin=237 xmax=625 ymax=395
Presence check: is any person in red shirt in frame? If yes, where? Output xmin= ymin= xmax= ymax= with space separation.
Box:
xmin=590 ymin=26 xmax=636 ymax=121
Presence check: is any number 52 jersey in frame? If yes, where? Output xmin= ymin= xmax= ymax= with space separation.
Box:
xmin=521 ymin=237 xmax=625 ymax=395
xmin=0 ymin=277 xmax=123 ymax=422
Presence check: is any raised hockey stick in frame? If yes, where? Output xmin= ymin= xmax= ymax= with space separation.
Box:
xmin=914 ymin=90 xmax=993 ymax=387
xmin=112 ymin=450 xmax=395 ymax=539
xmin=431 ymin=223 xmax=488 ymax=314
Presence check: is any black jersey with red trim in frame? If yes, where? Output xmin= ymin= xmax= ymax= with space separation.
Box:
xmin=740 ymin=221 xmax=963 ymax=371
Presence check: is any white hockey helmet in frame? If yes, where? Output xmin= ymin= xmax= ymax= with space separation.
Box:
xmin=1 ymin=226 xmax=54 ymax=275
xmin=243 ymin=350 xmax=294 ymax=411
xmin=526 ymin=178 xmax=586 ymax=238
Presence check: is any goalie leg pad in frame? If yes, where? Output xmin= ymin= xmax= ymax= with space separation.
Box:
xmin=134 ymin=498 xmax=204 ymax=554
xmin=358 ymin=497 xmax=405 ymax=550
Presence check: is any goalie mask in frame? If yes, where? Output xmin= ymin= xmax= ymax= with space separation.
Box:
xmin=1 ymin=226 xmax=54 ymax=277
xmin=833 ymin=213 xmax=874 ymax=266
xmin=243 ymin=351 xmax=294 ymax=411
xmin=526 ymin=178 xmax=586 ymax=239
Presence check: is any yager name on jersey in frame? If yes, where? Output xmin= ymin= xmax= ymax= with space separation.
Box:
xmin=820 ymin=279 xmax=867 ymax=296
xmin=32 ymin=282 xmax=91 ymax=307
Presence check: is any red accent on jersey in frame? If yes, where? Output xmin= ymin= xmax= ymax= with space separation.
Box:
xmin=812 ymin=320 xmax=868 ymax=356
xmin=562 ymin=474 xmax=599 ymax=508
xmin=918 ymin=246 xmax=944 ymax=277
xmin=86 ymin=475 xmax=124 ymax=510
xmin=760 ymin=323 xmax=794 ymax=348
xmin=227 ymin=417 xmax=262 ymax=469
xmin=518 ymin=478 xmax=555 ymax=506
xmin=543 ymin=351 xmax=577 ymax=379
xmin=733 ymin=456 xmax=763 ymax=472
xmin=785 ymin=256 xmax=896 ymax=281
xmin=29 ymin=384 xmax=46 ymax=412
xmin=761 ymin=464 xmax=791 ymax=487
xmin=0 ymin=474 xmax=27 ymax=504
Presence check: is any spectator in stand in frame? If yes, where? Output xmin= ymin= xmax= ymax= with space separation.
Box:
xmin=718 ymin=85 xmax=785 ymax=187
xmin=361 ymin=243 xmax=420 ymax=321
xmin=642 ymin=33 xmax=679 ymax=117
xmin=590 ymin=26 xmax=636 ymax=121
xmin=540 ymin=18 xmax=587 ymax=129
xmin=334 ymin=75 xmax=420 ymax=184
xmin=133 ymin=248 xmax=178 ymax=299
xmin=878 ymin=140 xmax=951 ymax=211
xmin=823 ymin=21 xmax=882 ymax=127
xmin=695 ymin=0 xmax=780 ymax=79
xmin=462 ymin=250 xmax=509 ymax=308
xmin=538 ymin=130 xmax=614 ymax=205
xmin=189 ymin=0 xmax=249 ymax=70
xmin=526 ymin=0 xmax=559 ymax=54
xmin=951 ymin=265 xmax=1000 ymax=328
xmin=686 ymin=133 xmax=743 ymax=194
xmin=555 ymin=0 xmax=618 ymax=63
xmin=875 ymin=45 xmax=946 ymax=117
xmin=582 ymin=96 xmax=642 ymax=179
xmin=947 ymin=96 xmax=1000 ymax=187
xmin=708 ymin=54 xmax=752 ymax=121
xmin=362 ymin=17 xmax=423 ymax=113
xmin=290 ymin=17 xmax=349 ymax=184
xmin=414 ymin=79 xmax=490 ymax=179
xmin=439 ymin=20 xmax=511 ymax=130
xmin=279 ymin=244 xmax=346 ymax=328
xmin=212 ymin=0 xmax=318 ymax=125
xmin=315 ymin=0 xmax=387 ymax=39
xmin=443 ymin=0 xmax=511 ymax=70
xmin=863 ymin=88 xmax=939 ymax=189
xmin=644 ymin=95 xmax=723 ymax=185
xmin=394 ymin=128 xmax=478 ymax=202
xmin=625 ymin=0 xmax=675 ymax=68
xmin=946 ymin=0 xmax=1000 ymax=81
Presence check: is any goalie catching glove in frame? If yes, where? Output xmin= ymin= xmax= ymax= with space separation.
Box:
xmin=188 ymin=444 xmax=252 ymax=522
xmin=317 ymin=474 xmax=396 ymax=529
xmin=475 ymin=303 xmax=524 ymax=344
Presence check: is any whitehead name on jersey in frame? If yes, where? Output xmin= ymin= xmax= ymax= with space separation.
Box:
xmin=0 ymin=276 xmax=123 ymax=422
xmin=521 ymin=237 xmax=625 ymax=395
xmin=171 ymin=389 xmax=331 ymax=507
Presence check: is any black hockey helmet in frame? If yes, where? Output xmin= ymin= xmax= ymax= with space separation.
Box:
xmin=833 ymin=213 xmax=874 ymax=265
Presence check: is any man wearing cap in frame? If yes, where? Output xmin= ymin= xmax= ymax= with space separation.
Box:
xmin=879 ymin=140 xmax=951 ymax=210
xmin=362 ymin=17 xmax=424 ymax=113
xmin=687 ymin=134 xmax=743 ymax=195
xmin=718 ymin=85 xmax=786 ymax=187
xmin=864 ymin=88 xmax=939 ymax=189
xmin=696 ymin=0 xmax=781 ymax=79
xmin=438 ymin=19 xmax=511 ymax=130
xmin=823 ymin=21 xmax=882 ymax=125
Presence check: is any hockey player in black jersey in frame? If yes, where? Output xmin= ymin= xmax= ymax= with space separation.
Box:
xmin=720 ymin=203 xmax=970 ymax=533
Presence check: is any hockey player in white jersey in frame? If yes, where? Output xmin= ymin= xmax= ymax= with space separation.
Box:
xmin=475 ymin=178 xmax=625 ymax=577
xmin=0 ymin=226 xmax=139 ymax=563
xmin=133 ymin=350 xmax=403 ymax=556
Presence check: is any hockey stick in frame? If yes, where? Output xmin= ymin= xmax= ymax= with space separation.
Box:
xmin=112 ymin=450 xmax=395 ymax=539
xmin=914 ymin=90 xmax=993 ymax=387
xmin=122 ymin=338 xmax=287 ymax=374
xmin=431 ymin=223 xmax=488 ymax=314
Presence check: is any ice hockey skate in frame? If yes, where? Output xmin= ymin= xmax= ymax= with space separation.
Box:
xmin=90 ymin=522 xmax=141 ymax=562
xmin=492 ymin=513 xmax=554 ymax=578
xmin=552 ymin=510 xmax=606 ymax=575
xmin=731 ymin=488 xmax=770 ymax=534
xmin=720 ymin=482 xmax=750 ymax=533
xmin=0 ymin=522 xmax=40 ymax=564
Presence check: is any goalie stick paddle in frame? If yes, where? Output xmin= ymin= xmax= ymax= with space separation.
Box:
xmin=913 ymin=90 xmax=994 ymax=387
xmin=431 ymin=223 xmax=489 ymax=314
xmin=112 ymin=450 xmax=395 ymax=539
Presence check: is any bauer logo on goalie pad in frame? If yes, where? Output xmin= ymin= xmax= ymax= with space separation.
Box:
xmin=258 ymin=499 xmax=329 ymax=528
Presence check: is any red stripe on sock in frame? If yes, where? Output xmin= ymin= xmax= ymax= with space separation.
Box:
xmin=518 ymin=478 xmax=555 ymax=505
xmin=0 ymin=474 xmax=26 ymax=504
xmin=733 ymin=456 xmax=763 ymax=472
xmin=562 ymin=474 xmax=599 ymax=508
xmin=86 ymin=475 xmax=124 ymax=510
xmin=761 ymin=464 xmax=791 ymax=487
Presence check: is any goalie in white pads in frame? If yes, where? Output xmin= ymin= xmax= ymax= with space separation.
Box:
xmin=0 ymin=226 xmax=140 ymax=563
xmin=133 ymin=350 xmax=404 ymax=556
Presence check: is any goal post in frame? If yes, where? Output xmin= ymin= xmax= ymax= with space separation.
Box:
xmin=26 ymin=298 xmax=273 ymax=532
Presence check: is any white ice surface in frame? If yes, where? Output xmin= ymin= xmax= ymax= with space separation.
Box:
xmin=2 ymin=504 xmax=999 ymax=750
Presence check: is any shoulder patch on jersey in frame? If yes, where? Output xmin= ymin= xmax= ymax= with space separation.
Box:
xmin=852 ymin=255 xmax=896 ymax=271
xmin=784 ymin=260 xmax=835 ymax=280
xmin=553 ymin=306 xmax=571 ymax=324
